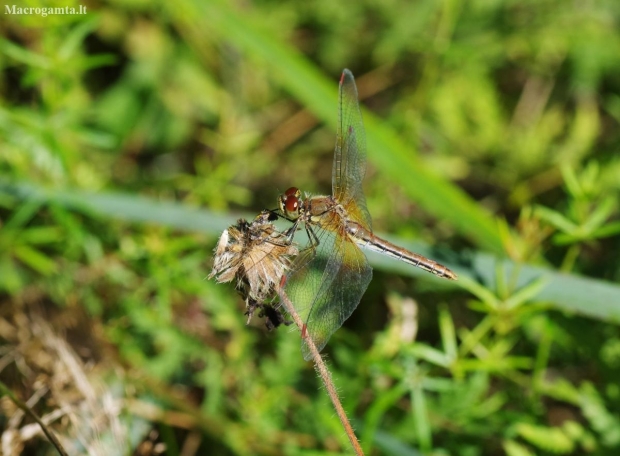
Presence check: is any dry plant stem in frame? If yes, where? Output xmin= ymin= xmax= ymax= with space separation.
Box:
xmin=0 ymin=380 xmax=69 ymax=456
xmin=276 ymin=285 xmax=365 ymax=456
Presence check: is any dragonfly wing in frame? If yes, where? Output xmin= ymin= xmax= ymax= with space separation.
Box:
xmin=284 ymin=225 xmax=337 ymax=330
xmin=284 ymin=223 xmax=372 ymax=361
xmin=332 ymin=69 xmax=372 ymax=230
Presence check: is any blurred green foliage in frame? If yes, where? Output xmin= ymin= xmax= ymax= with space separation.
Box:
xmin=1 ymin=0 xmax=620 ymax=455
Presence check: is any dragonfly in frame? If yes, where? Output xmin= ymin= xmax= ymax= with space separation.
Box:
xmin=279 ymin=69 xmax=457 ymax=360
xmin=210 ymin=210 xmax=299 ymax=330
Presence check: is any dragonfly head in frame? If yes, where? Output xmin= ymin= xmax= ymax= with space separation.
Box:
xmin=279 ymin=187 xmax=302 ymax=219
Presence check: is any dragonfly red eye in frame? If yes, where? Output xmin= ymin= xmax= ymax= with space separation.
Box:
xmin=285 ymin=195 xmax=299 ymax=213
xmin=279 ymin=187 xmax=302 ymax=218
xmin=283 ymin=187 xmax=301 ymax=213
xmin=285 ymin=187 xmax=299 ymax=197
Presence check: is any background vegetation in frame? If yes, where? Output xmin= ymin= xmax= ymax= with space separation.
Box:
xmin=1 ymin=0 xmax=620 ymax=455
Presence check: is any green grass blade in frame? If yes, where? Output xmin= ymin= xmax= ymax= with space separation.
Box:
xmin=170 ymin=0 xmax=504 ymax=253
xmin=3 ymin=180 xmax=619 ymax=322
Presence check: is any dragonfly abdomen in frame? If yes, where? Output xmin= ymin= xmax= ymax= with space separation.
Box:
xmin=347 ymin=222 xmax=457 ymax=280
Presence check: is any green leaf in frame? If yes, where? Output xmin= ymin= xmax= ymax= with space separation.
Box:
xmin=582 ymin=196 xmax=616 ymax=232
xmin=439 ymin=306 xmax=457 ymax=360
xmin=503 ymin=439 xmax=536 ymax=456
xmin=0 ymin=38 xmax=51 ymax=69
xmin=458 ymin=276 xmax=501 ymax=310
xmin=4 ymin=198 xmax=45 ymax=230
xmin=591 ymin=221 xmax=620 ymax=239
xmin=58 ymin=15 xmax=101 ymax=59
xmin=361 ymin=383 xmax=408 ymax=453
xmin=534 ymin=205 xmax=578 ymax=234
xmin=515 ymin=423 xmax=574 ymax=454
xmin=505 ymin=277 xmax=549 ymax=310
xmin=411 ymin=383 xmax=432 ymax=452
xmin=13 ymin=245 xmax=58 ymax=275
xmin=19 ymin=226 xmax=64 ymax=244
xmin=408 ymin=343 xmax=450 ymax=367
xmin=560 ymin=163 xmax=582 ymax=199
xmin=579 ymin=383 xmax=620 ymax=447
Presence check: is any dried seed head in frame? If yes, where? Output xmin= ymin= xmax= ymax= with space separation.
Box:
xmin=209 ymin=211 xmax=298 ymax=326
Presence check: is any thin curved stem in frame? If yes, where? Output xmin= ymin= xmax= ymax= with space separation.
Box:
xmin=276 ymin=283 xmax=364 ymax=456
xmin=0 ymin=380 xmax=68 ymax=456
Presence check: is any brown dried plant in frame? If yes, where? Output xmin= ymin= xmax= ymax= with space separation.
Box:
xmin=209 ymin=210 xmax=298 ymax=329
xmin=0 ymin=307 xmax=137 ymax=455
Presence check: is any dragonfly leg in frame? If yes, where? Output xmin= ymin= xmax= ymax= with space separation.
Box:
xmin=284 ymin=219 xmax=301 ymax=242
xmin=305 ymin=224 xmax=320 ymax=249
xmin=267 ymin=207 xmax=297 ymax=223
